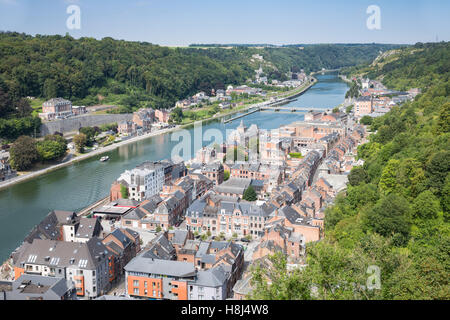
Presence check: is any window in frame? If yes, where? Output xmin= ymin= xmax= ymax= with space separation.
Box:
xmin=133 ymin=280 xmax=139 ymax=287
xmin=134 ymin=288 xmax=139 ymax=295
xmin=144 ymin=281 xmax=147 ymax=288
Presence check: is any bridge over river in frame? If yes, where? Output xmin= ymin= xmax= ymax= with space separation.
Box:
xmin=260 ymin=106 xmax=331 ymax=112
xmin=224 ymin=106 xmax=331 ymax=123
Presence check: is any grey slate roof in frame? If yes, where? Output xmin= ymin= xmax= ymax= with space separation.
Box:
xmin=0 ymin=274 xmax=75 ymax=300
xmin=123 ymin=207 xmax=147 ymax=220
xmin=190 ymin=266 xmax=228 ymax=288
xmin=15 ymin=238 xmax=110 ymax=270
xmin=170 ymin=230 xmax=189 ymax=246
xmin=110 ymin=229 xmax=132 ymax=248
xmin=75 ymin=217 xmax=102 ymax=239
xmin=143 ymin=234 xmax=175 ymax=260
xmin=24 ymin=210 xmax=78 ymax=244
xmin=214 ymin=178 xmax=251 ymax=195
xmin=125 ymin=257 xmax=196 ymax=278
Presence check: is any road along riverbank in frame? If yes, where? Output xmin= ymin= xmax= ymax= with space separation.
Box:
xmin=0 ymin=78 xmax=316 ymax=192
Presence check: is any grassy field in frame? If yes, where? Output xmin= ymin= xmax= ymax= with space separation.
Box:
xmin=29 ymin=98 xmax=45 ymax=116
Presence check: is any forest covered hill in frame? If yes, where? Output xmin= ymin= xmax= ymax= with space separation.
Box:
xmin=0 ymin=32 xmax=399 ymax=140
xmin=0 ymin=32 xmax=399 ymax=111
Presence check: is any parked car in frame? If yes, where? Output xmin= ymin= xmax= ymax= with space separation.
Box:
xmin=240 ymin=238 xmax=250 ymax=243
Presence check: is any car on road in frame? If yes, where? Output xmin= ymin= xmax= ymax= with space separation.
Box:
xmin=240 ymin=238 xmax=251 ymax=243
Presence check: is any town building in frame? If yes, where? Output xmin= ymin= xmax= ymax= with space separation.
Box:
xmin=72 ymin=106 xmax=87 ymax=116
xmin=185 ymin=192 xmax=276 ymax=238
xmin=0 ymin=274 xmax=77 ymax=300
xmin=132 ymin=108 xmax=155 ymax=131
xmin=355 ymin=96 xmax=374 ymax=117
xmin=115 ymin=163 xmax=165 ymax=201
xmin=92 ymin=199 xmax=139 ymax=220
xmin=23 ymin=210 xmax=103 ymax=244
xmin=155 ymin=109 xmax=171 ymax=123
xmin=0 ymin=151 xmax=16 ymax=182
xmin=102 ymin=228 xmax=140 ymax=281
xmin=12 ymin=238 xmax=112 ymax=299
xmin=118 ymin=121 xmax=137 ymax=136
xmin=39 ymin=98 xmax=73 ymax=121
xmin=201 ymin=163 xmax=224 ymax=186
xmin=125 ymin=256 xmax=196 ymax=300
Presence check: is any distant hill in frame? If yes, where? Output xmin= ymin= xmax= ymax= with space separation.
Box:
xmin=0 ymin=32 xmax=401 ymax=117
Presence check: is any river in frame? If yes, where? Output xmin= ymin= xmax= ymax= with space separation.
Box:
xmin=0 ymin=72 xmax=348 ymax=262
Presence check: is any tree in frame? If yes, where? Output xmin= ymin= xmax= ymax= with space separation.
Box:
xmin=435 ymin=102 xmax=449 ymax=134
xmin=36 ymin=138 xmax=67 ymax=162
xmin=332 ymin=107 xmax=340 ymax=113
xmin=425 ymin=151 xmax=450 ymax=196
xmin=171 ymin=107 xmax=183 ymax=124
xmin=346 ymin=105 xmax=354 ymax=114
xmin=360 ymin=116 xmax=373 ymax=126
xmin=412 ymin=190 xmax=440 ymax=220
xmin=379 ymin=159 xmax=400 ymax=196
xmin=396 ymin=159 xmax=425 ymax=199
xmin=0 ymin=116 xmax=41 ymax=140
xmin=0 ymin=86 xmax=13 ymax=117
xmin=73 ymin=133 xmax=87 ymax=153
xmin=79 ymin=127 xmax=99 ymax=146
xmin=348 ymin=167 xmax=368 ymax=186
xmin=14 ymin=98 xmax=32 ymax=117
xmin=243 ymin=186 xmax=257 ymax=201
xmin=345 ymin=81 xmax=361 ymax=99
xmin=249 ymin=252 xmax=312 ymax=300
xmin=43 ymin=78 xmax=58 ymax=98
xmin=443 ymin=175 xmax=450 ymax=221
xmin=120 ymin=184 xmax=129 ymax=199
xmin=346 ymin=183 xmax=379 ymax=210
xmin=224 ymin=170 xmax=230 ymax=181
xmin=363 ymin=194 xmax=411 ymax=246
xmin=9 ymin=136 xmax=39 ymax=171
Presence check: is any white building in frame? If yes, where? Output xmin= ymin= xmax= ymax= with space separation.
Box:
xmin=118 ymin=165 xmax=165 ymax=201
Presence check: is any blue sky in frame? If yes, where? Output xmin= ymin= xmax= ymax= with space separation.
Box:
xmin=0 ymin=0 xmax=449 ymax=46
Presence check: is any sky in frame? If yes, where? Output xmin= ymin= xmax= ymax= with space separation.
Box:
xmin=0 ymin=0 xmax=449 ymax=46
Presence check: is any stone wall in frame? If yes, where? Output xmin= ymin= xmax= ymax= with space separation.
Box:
xmin=40 ymin=114 xmax=133 ymax=136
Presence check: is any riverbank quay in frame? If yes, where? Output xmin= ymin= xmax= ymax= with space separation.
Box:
xmin=0 ymin=78 xmax=316 ymax=192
